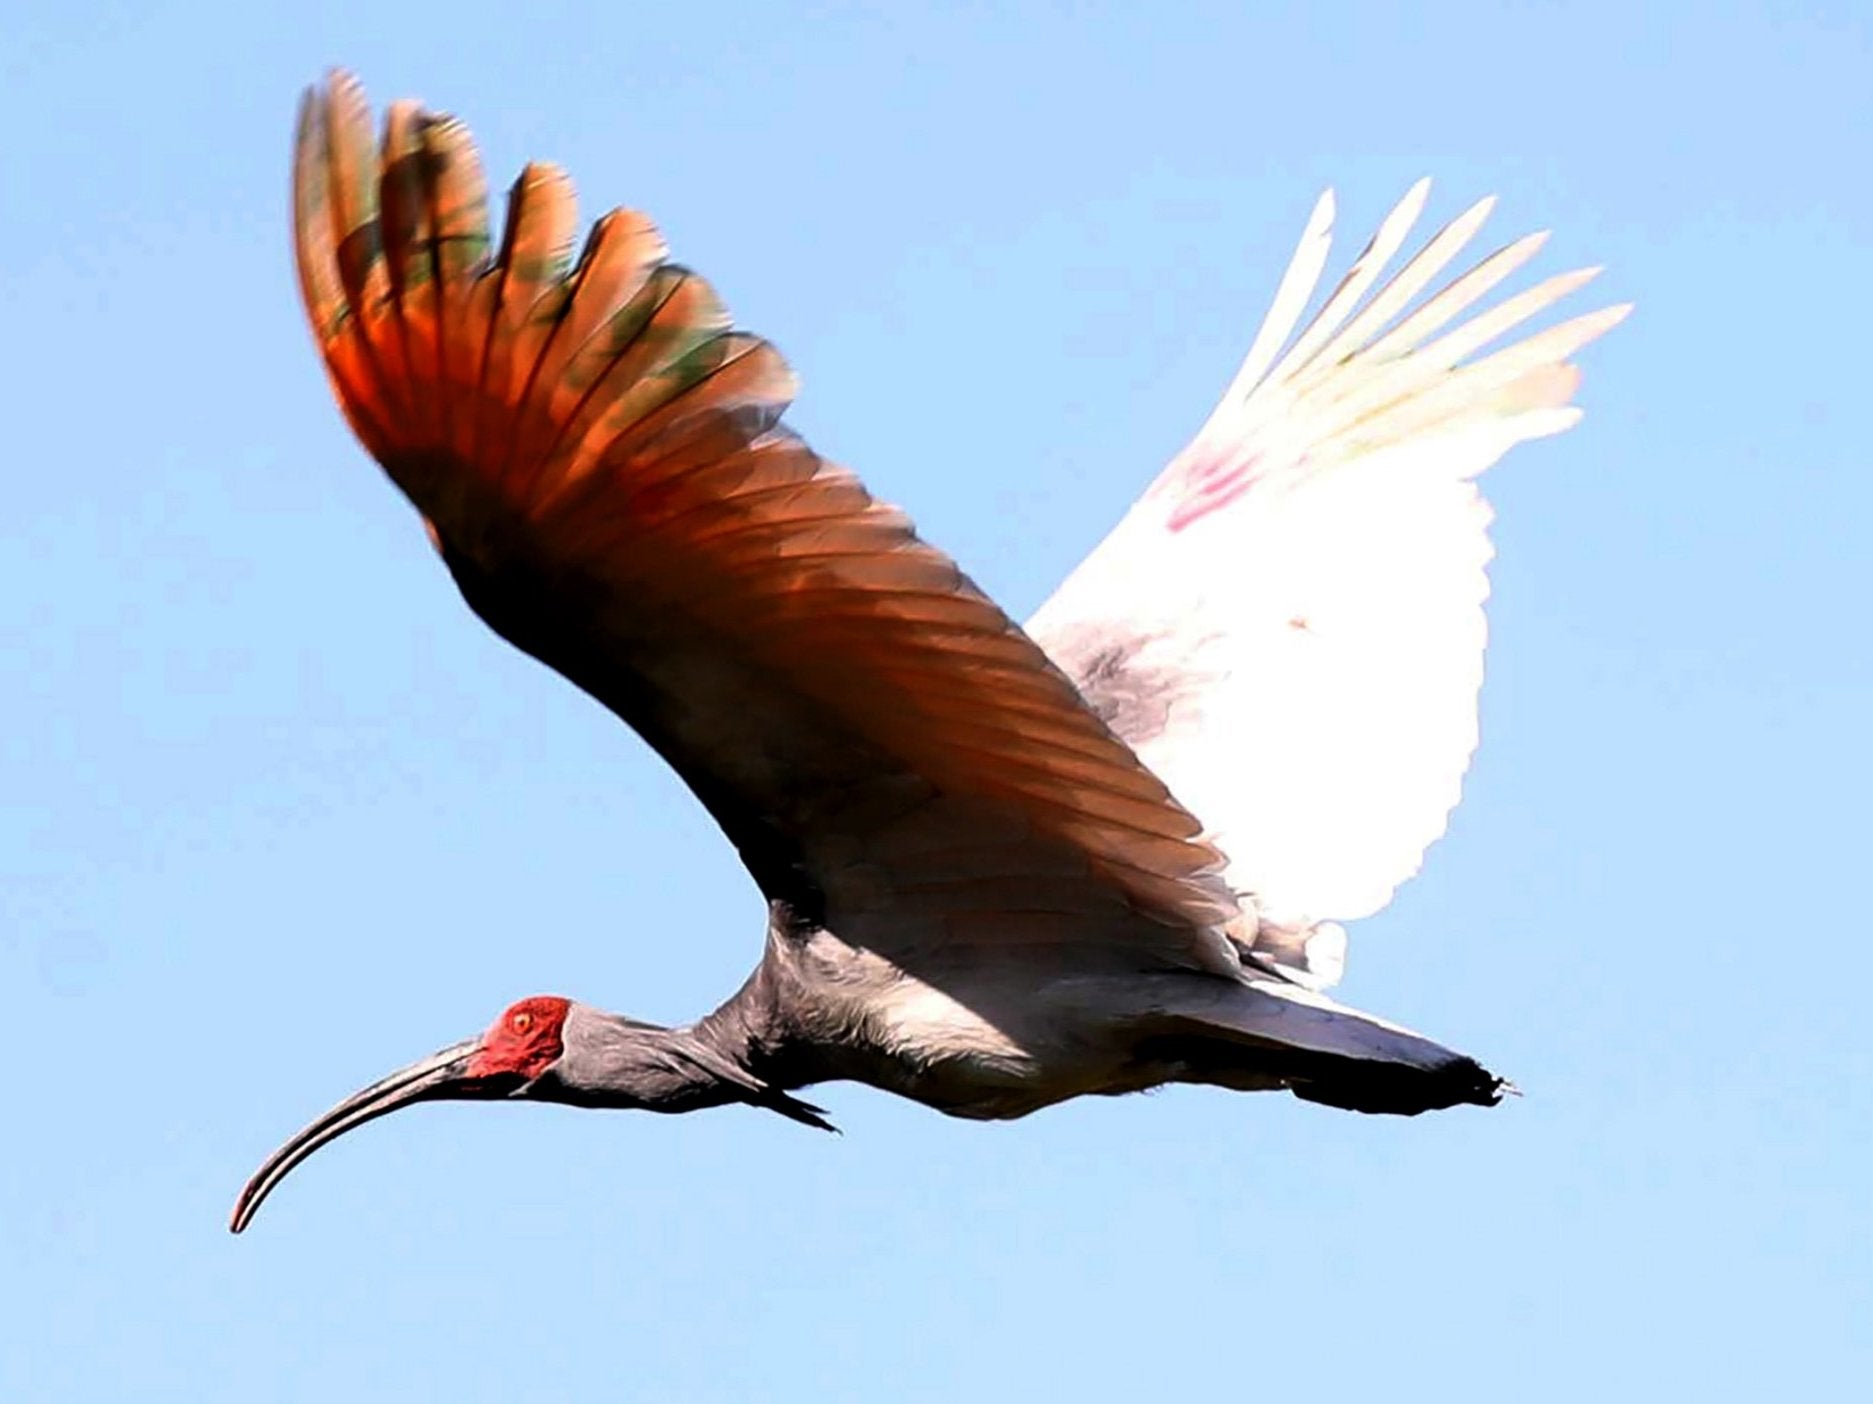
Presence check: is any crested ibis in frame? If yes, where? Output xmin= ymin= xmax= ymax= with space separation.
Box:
xmin=231 ymin=72 xmax=1626 ymax=1232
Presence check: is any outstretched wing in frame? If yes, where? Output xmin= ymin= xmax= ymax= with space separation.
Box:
xmin=292 ymin=73 xmax=1245 ymax=976
xmin=1028 ymin=181 xmax=1627 ymax=987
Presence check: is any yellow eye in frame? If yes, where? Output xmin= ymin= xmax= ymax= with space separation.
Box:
xmin=511 ymin=1011 xmax=533 ymax=1034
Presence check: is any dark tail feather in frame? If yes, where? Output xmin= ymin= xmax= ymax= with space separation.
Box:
xmin=1288 ymin=1051 xmax=1508 ymax=1115
xmin=1146 ymin=976 xmax=1510 ymax=1116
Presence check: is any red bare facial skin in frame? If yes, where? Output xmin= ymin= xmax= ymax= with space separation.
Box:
xmin=466 ymin=996 xmax=571 ymax=1080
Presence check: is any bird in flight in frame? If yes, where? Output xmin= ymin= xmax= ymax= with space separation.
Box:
xmin=232 ymin=71 xmax=1626 ymax=1232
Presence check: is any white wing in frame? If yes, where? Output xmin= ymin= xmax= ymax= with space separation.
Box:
xmin=1028 ymin=181 xmax=1627 ymax=988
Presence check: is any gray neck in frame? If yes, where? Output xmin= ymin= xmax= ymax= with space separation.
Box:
xmin=540 ymin=937 xmax=835 ymax=1131
xmin=690 ymin=899 xmax=826 ymax=1093
xmin=543 ymin=1007 xmax=758 ymax=1115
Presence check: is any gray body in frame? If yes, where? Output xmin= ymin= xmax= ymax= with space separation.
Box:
xmin=545 ymin=902 xmax=1498 ymax=1126
xmin=231 ymin=891 xmax=1500 ymax=1234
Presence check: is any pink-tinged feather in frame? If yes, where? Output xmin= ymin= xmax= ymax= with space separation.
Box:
xmin=1029 ymin=181 xmax=1624 ymax=983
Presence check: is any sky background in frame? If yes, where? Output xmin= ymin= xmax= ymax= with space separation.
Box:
xmin=3 ymin=3 xmax=1868 ymax=1400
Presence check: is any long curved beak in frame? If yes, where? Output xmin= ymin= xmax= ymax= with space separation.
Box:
xmin=230 ymin=1037 xmax=495 ymax=1234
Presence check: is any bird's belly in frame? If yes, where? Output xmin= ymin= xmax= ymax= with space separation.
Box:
xmin=783 ymin=937 xmax=1163 ymax=1120
xmin=855 ymin=979 xmax=1064 ymax=1119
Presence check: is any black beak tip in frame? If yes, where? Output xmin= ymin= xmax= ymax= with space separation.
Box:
xmin=228 ymin=1189 xmax=257 ymax=1235
xmin=226 ymin=1037 xmax=483 ymax=1239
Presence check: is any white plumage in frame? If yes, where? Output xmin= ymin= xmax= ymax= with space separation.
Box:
xmin=1030 ymin=181 xmax=1629 ymax=987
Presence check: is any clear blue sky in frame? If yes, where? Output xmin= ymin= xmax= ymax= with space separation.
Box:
xmin=2 ymin=3 xmax=1867 ymax=1399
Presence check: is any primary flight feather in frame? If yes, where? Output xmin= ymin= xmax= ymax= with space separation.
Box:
xmin=232 ymin=72 xmax=1625 ymax=1233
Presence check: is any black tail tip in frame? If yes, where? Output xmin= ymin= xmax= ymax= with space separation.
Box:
xmin=1295 ymin=1055 xmax=1512 ymax=1116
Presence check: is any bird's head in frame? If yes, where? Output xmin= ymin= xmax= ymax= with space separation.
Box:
xmin=229 ymin=994 xmax=577 ymax=1233
xmin=468 ymin=994 xmax=575 ymax=1081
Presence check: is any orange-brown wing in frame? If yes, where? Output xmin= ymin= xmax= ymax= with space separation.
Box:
xmin=292 ymin=73 xmax=1242 ymax=973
